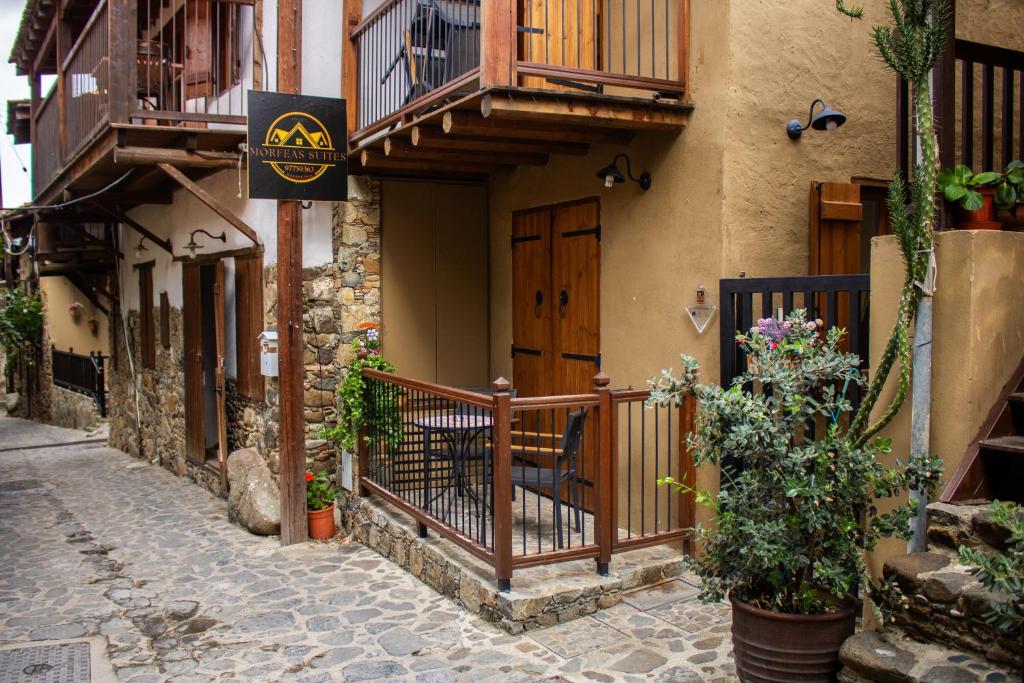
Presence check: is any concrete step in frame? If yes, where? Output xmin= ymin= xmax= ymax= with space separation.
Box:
xmin=927 ymin=502 xmax=1013 ymax=555
xmin=839 ymin=627 xmax=1021 ymax=683
xmin=883 ymin=552 xmax=1021 ymax=667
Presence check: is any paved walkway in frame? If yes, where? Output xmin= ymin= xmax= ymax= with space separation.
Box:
xmin=0 ymin=416 xmax=736 ymax=682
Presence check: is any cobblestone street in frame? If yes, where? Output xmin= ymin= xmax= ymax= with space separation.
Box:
xmin=0 ymin=416 xmax=736 ymax=682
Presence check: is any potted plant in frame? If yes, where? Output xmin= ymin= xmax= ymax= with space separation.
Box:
xmin=87 ymin=318 xmax=98 ymax=335
xmin=937 ymin=161 xmax=1023 ymax=230
xmin=68 ymin=301 xmax=84 ymax=323
xmin=650 ymin=310 xmax=943 ymax=682
xmin=306 ymin=469 xmax=336 ymax=539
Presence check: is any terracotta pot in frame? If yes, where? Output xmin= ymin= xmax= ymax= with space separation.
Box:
xmin=730 ymin=596 xmax=856 ymax=682
xmin=952 ymin=187 xmax=1003 ymax=230
xmin=307 ymin=504 xmax=335 ymax=540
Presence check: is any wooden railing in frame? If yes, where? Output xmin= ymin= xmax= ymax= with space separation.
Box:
xmin=32 ymin=86 xmax=61 ymax=195
xmin=358 ymin=368 xmax=692 ymax=588
xmin=347 ymin=0 xmax=689 ymax=138
xmin=51 ymin=347 xmax=107 ymax=417
xmin=899 ymin=39 xmax=1023 ymax=191
xmin=64 ymin=0 xmax=109 ymax=163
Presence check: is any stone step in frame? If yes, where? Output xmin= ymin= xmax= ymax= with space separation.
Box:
xmin=883 ymin=552 xmax=1021 ymax=668
xmin=927 ymin=502 xmax=1013 ymax=555
xmin=839 ymin=627 xmax=1021 ymax=683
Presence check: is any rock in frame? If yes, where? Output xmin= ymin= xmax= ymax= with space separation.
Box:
xmin=919 ymin=665 xmax=978 ymax=683
xmin=884 ymin=552 xmax=952 ymax=592
xmin=378 ymin=627 xmax=429 ymax=656
xmin=972 ymin=510 xmax=1011 ymax=552
xmin=5 ymin=392 xmax=20 ymax=414
xmin=609 ymin=648 xmax=668 ymax=674
xmin=227 ymin=454 xmax=280 ymax=536
xmin=923 ymin=572 xmax=977 ymax=603
xmin=839 ymin=630 xmax=916 ymax=683
xmin=226 ymin=448 xmax=264 ymax=489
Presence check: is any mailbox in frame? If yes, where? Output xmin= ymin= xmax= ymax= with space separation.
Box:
xmin=259 ymin=330 xmax=279 ymax=377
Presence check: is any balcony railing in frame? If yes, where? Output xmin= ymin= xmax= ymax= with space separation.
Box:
xmin=51 ymin=347 xmax=107 ymax=417
xmin=348 ymin=0 xmax=689 ymax=139
xmin=31 ymin=0 xmax=251 ymax=198
xmin=358 ymin=368 xmax=694 ymax=588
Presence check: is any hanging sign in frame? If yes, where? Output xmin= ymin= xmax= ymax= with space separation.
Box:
xmin=685 ymin=285 xmax=717 ymax=335
xmin=247 ymin=91 xmax=348 ymax=201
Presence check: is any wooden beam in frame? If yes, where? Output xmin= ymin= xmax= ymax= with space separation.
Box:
xmin=343 ymin=0 xmax=362 ymax=136
xmin=68 ymin=190 xmax=174 ymax=205
xmin=411 ymin=126 xmax=589 ymax=156
xmin=480 ymin=94 xmax=689 ymax=131
xmin=384 ymin=138 xmax=549 ymax=166
xmin=65 ymin=272 xmax=109 ymax=315
xmin=114 ymin=147 xmax=240 ymax=169
xmin=359 ymin=149 xmax=507 ymax=175
xmin=92 ymin=204 xmax=173 ymax=254
xmin=172 ymin=245 xmax=264 ymax=263
xmin=156 ymin=163 xmax=260 ymax=246
xmin=106 ymin=0 xmax=136 ymax=123
xmin=479 ymin=0 xmax=514 ymax=88
xmin=442 ymin=111 xmax=634 ymax=144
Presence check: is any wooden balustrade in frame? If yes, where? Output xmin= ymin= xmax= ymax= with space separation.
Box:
xmin=32 ymin=86 xmax=61 ymax=196
xmin=358 ymin=367 xmax=693 ymax=588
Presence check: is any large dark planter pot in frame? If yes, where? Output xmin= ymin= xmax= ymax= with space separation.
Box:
xmin=730 ymin=596 xmax=856 ymax=682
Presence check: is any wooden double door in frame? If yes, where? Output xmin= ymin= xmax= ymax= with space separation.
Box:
xmin=512 ymin=198 xmax=600 ymax=506
xmin=183 ymin=260 xmax=229 ymax=493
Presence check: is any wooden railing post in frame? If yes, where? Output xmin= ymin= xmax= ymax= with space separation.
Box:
xmin=593 ymin=372 xmax=613 ymax=575
xmin=678 ymin=395 xmax=696 ymax=556
xmin=343 ymin=0 xmax=362 ymax=136
xmin=357 ymin=362 xmax=370 ymax=497
xmin=107 ymin=0 xmax=136 ymax=123
xmin=491 ymin=376 xmax=513 ymax=591
xmin=479 ymin=0 xmax=515 ymax=88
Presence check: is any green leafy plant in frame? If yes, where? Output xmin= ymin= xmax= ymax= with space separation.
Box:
xmin=0 ymin=285 xmax=44 ymax=353
xmin=322 ymin=328 xmax=401 ymax=452
xmin=650 ymin=311 xmax=943 ymax=615
xmin=305 ymin=470 xmax=336 ymax=511
xmin=959 ymin=501 xmax=1024 ymax=636
xmin=937 ymin=161 xmax=1024 ymax=212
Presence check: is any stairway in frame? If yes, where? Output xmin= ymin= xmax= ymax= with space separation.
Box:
xmin=839 ymin=504 xmax=1022 ymax=682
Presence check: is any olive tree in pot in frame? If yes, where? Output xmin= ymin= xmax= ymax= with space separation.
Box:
xmin=650 ymin=312 xmax=944 ymax=682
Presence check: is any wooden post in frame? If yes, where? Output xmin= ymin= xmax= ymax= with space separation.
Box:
xmin=678 ymin=395 xmax=697 ymax=556
xmin=107 ymin=0 xmax=137 ymax=123
xmin=343 ymin=0 xmax=362 ymax=136
xmin=55 ymin=7 xmax=70 ymax=161
xmin=479 ymin=0 xmax=514 ymax=88
xmin=491 ymin=377 xmax=513 ymax=591
xmin=593 ymin=372 xmax=613 ymax=575
xmin=277 ymin=0 xmax=307 ymax=546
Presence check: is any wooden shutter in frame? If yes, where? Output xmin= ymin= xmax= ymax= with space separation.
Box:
xmin=551 ymin=199 xmax=600 ymax=396
xmin=182 ymin=263 xmax=205 ymax=465
xmin=160 ymin=292 xmax=171 ymax=349
xmin=137 ymin=263 xmax=155 ymax=369
xmin=511 ymin=207 xmax=554 ymax=398
xmin=234 ymin=253 xmax=265 ymax=400
xmin=808 ymin=181 xmax=863 ymax=276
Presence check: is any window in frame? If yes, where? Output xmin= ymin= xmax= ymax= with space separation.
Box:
xmin=137 ymin=263 xmax=156 ymax=369
xmin=234 ymin=253 xmax=264 ymax=400
xmin=160 ymin=292 xmax=171 ymax=349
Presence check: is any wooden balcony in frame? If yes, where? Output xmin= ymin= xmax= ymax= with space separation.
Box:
xmin=346 ymin=0 xmax=693 ymax=178
xmin=23 ymin=0 xmax=251 ymax=207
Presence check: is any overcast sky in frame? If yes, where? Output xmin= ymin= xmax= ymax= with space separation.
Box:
xmin=1 ymin=2 xmax=32 ymax=209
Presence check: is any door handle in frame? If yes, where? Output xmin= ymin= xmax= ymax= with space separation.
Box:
xmin=558 ymin=290 xmax=569 ymax=318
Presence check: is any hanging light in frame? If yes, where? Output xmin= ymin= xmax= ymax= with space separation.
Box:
xmin=786 ymin=98 xmax=847 ymax=140
xmin=596 ymin=153 xmax=652 ymax=191
xmin=135 ymin=237 xmax=149 ymax=258
xmin=184 ymin=229 xmax=226 ymax=259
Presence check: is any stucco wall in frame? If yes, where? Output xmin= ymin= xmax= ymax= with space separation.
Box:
xmin=867 ymin=230 xmax=1024 ymax=574
xmin=39 ymin=277 xmax=109 ymax=355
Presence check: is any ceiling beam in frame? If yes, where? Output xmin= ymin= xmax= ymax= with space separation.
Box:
xmin=92 ymin=205 xmax=173 ymax=254
xmin=480 ymin=94 xmax=690 ymax=131
xmin=358 ymin=150 xmax=508 ymax=176
xmin=442 ymin=111 xmax=634 ymax=144
xmin=114 ymin=146 xmax=240 ymax=169
xmin=410 ymin=126 xmax=589 ymax=156
xmin=157 ymin=163 xmax=260 ymax=246
xmin=383 ymin=138 xmax=549 ymax=167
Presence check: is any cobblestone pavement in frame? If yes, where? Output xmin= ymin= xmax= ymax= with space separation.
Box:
xmin=0 ymin=417 xmax=737 ymax=682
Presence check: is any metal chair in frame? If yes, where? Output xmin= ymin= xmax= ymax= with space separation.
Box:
xmin=508 ymin=408 xmax=588 ymax=549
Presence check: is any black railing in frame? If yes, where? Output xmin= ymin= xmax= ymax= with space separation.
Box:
xmin=51 ymin=347 xmax=107 ymax=417
xmin=719 ymin=274 xmax=871 ymax=397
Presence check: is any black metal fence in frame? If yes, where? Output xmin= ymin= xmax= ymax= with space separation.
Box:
xmin=719 ymin=274 xmax=872 ymax=396
xmin=51 ymin=347 xmax=106 ymax=417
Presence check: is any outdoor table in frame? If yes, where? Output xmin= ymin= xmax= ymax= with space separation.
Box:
xmin=414 ymin=413 xmax=492 ymax=518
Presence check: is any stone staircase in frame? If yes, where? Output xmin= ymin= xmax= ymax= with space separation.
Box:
xmin=839 ymin=503 xmax=1022 ymax=682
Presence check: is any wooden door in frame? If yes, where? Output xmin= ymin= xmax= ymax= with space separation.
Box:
xmin=183 ymin=263 xmax=205 ymax=465
xmin=551 ymin=200 xmax=600 ymax=397
xmin=511 ymin=208 xmax=554 ymax=398
xmin=808 ymin=181 xmax=863 ymax=346
xmin=213 ymin=260 xmax=229 ymax=493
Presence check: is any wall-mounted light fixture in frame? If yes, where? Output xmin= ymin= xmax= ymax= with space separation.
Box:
xmin=183 ymin=229 xmax=226 ymax=259
xmin=134 ymin=237 xmax=149 ymax=259
xmin=786 ymin=98 xmax=847 ymax=140
xmin=596 ymin=153 xmax=652 ymax=191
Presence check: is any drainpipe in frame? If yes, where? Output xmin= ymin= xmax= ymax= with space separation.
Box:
xmin=908 ymin=287 xmax=933 ymax=553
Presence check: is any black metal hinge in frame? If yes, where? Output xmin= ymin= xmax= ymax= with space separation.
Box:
xmin=511 ymin=234 xmax=542 ymax=249
xmin=511 ymin=345 xmax=542 ymax=357
xmin=561 ymin=225 xmax=601 ymax=241
xmin=561 ymin=352 xmax=601 ymax=369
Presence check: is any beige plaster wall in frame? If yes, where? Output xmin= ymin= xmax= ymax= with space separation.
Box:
xmin=955 ymin=0 xmax=1024 ymax=51
xmin=40 ymin=277 xmax=110 ymax=355
xmin=867 ymin=231 xmax=1024 ymax=574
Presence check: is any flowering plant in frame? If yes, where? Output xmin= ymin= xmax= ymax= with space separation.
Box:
xmin=305 ymin=470 xmax=335 ymax=511
xmin=68 ymin=302 xmax=84 ymax=314
xmin=650 ymin=310 xmax=943 ymax=615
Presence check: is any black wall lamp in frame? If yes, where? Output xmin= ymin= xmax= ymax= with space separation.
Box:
xmin=184 ymin=229 xmax=226 ymax=258
xmin=786 ymin=98 xmax=847 ymax=140
xmin=597 ymin=153 xmax=652 ymax=191
xmin=134 ymin=237 xmax=149 ymax=258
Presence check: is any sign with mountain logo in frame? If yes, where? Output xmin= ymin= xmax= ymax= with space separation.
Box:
xmin=247 ymin=91 xmax=348 ymax=201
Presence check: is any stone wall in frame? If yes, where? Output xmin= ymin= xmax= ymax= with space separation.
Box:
xmin=50 ymin=385 xmax=102 ymax=431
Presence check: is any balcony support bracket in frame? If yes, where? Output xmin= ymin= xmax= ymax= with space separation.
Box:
xmin=157 ymin=163 xmax=260 ymax=247
xmin=92 ymin=205 xmax=173 ymax=255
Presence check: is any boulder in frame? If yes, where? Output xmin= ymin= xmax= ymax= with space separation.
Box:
xmin=227 ymin=449 xmax=280 ymax=536
xmin=226 ymin=447 xmax=264 ymax=489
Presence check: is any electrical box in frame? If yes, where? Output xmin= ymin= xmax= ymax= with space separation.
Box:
xmin=259 ymin=331 xmax=279 ymax=377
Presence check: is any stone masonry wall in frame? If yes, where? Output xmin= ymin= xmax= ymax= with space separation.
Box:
xmin=50 ymin=385 xmax=102 ymax=431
